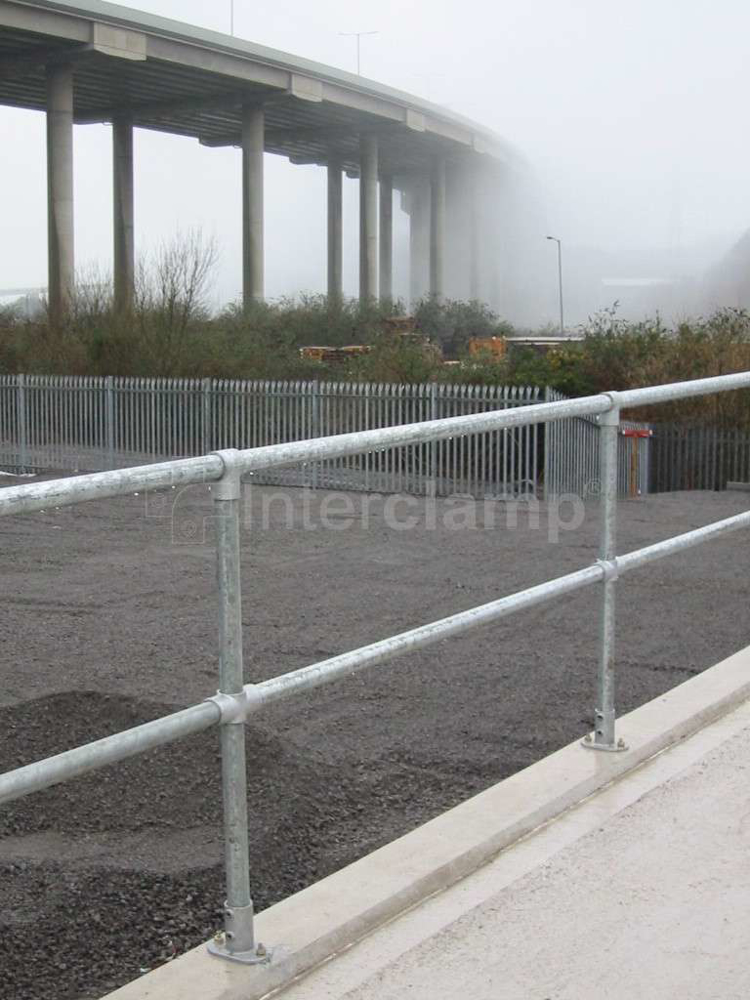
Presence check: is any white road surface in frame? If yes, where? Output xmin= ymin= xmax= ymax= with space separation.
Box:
xmin=278 ymin=700 xmax=750 ymax=1000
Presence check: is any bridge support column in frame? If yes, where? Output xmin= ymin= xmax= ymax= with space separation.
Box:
xmin=242 ymin=105 xmax=264 ymax=308
xmin=327 ymin=158 xmax=343 ymax=303
xmin=408 ymin=175 xmax=430 ymax=308
xmin=359 ymin=134 xmax=378 ymax=301
xmin=46 ymin=63 xmax=75 ymax=325
xmin=113 ymin=115 xmax=134 ymax=312
xmin=430 ymin=157 xmax=446 ymax=300
xmin=469 ymin=167 xmax=481 ymax=301
xmin=379 ymin=172 xmax=393 ymax=303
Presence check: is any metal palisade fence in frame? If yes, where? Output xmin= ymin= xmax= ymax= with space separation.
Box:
xmin=2 ymin=371 xmax=750 ymax=972
xmin=545 ymin=387 xmax=651 ymax=498
xmin=0 ymin=375 xmax=543 ymax=499
xmin=649 ymin=422 xmax=750 ymax=493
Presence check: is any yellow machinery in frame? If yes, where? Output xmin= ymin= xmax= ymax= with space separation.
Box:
xmin=299 ymin=345 xmax=372 ymax=364
xmin=467 ymin=336 xmax=507 ymax=359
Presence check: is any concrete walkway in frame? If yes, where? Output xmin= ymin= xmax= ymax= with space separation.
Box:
xmin=278 ymin=698 xmax=750 ymax=1000
xmin=105 ymin=650 xmax=750 ymax=1000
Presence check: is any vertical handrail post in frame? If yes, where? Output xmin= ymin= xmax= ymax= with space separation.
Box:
xmin=587 ymin=395 xmax=626 ymax=752
xmin=17 ymin=374 xmax=28 ymax=473
xmin=207 ymin=450 xmax=267 ymax=965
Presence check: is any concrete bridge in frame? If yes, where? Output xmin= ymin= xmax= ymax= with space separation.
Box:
xmin=0 ymin=0 xmax=521 ymax=321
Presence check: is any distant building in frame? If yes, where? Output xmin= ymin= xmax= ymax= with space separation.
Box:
xmin=0 ymin=287 xmax=46 ymax=320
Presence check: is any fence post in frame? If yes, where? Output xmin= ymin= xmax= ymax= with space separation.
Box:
xmin=587 ymin=397 xmax=626 ymax=752
xmin=17 ymin=374 xmax=28 ymax=473
xmin=311 ymin=380 xmax=320 ymax=490
xmin=543 ymin=386 xmax=552 ymax=501
xmin=207 ymin=451 xmax=266 ymax=965
xmin=106 ymin=376 xmax=115 ymax=470
xmin=202 ymin=378 xmax=212 ymax=455
xmin=428 ymin=382 xmax=438 ymax=498
xmin=364 ymin=382 xmax=371 ymax=493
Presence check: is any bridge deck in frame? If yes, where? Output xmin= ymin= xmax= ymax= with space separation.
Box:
xmin=279 ymin=696 xmax=750 ymax=1000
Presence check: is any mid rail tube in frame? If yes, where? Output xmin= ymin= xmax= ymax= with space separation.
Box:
xmin=616 ymin=508 xmax=750 ymax=572
xmin=250 ymin=564 xmax=605 ymax=707
xmin=251 ymin=508 xmax=750 ymax=710
xmin=0 ymin=701 xmax=220 ymax=806
xmin=3 ymin=508 xmax=749 ymax=808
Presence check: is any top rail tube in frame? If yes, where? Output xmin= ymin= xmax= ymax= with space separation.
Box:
xmin=1 ymin=371 xmax=749 ymax=519
xmin=0 ymin=392 xmax=610 ymax=516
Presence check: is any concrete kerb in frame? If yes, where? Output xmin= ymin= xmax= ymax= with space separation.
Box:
xmin=104 ymin=644 xmax=750 ymax=1000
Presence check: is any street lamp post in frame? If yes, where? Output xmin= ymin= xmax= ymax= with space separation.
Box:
xmin=546 ymin=235 xmax=564 ymax=335
xmin=230 ymin=0 xmax=234 ymax=35
xmin=339 ymin=31 xmax=379 ymax=75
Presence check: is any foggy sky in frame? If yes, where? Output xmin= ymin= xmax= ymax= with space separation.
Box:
xmin=2 ymin=0 xmax=750 ymax=325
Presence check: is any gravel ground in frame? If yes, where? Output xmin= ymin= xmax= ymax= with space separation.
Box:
xmin=1 ymin=476 xmax=749 ymax=1000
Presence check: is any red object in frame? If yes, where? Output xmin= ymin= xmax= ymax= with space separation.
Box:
xmin=621 ymin=428 xmax=653 ymax=438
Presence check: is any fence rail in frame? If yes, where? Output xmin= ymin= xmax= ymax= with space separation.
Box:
xmin=1 ymin=372 xmax=750 ymax=972
xmin=0 ymin=375 xmax=542 ymax=499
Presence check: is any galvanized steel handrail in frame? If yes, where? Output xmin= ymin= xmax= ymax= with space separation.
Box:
xmin=1 ymin=369 xmax=749 ymax=966
xmin=0 ymin=389 xmax=608 ymax=517
xmin=4 ymin=371 xmax=749 ymax=519
xmin=0 ymin=702 xmax=220 ymax=803
xmin=4 ymin=502 xmax=750 ymax=809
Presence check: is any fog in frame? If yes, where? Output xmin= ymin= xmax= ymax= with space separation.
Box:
xmin=2 ymin=0 xmax=750 ymax=327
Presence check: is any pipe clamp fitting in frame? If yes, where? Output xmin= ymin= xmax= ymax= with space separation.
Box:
xmin=596 ymin=557 xmax=620 ymax=583
xmin=211 ymin=449 xmax=242 ymax=501
xmin=599 ymin=391 xmax=622 ymax=426
xmin=206 ymin=690 xmax=249 ymax=725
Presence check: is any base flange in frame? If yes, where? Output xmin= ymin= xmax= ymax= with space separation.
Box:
xmin=581 ymin=734 xmax=628 ymax=752
xmin=207 ymin=935 xmax=272 ymax=966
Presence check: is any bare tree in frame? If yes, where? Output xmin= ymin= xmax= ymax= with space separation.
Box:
xmin=70 ymin=262 xmax=114 ymax=330
xmin=135 ymin=229 xmax=219 ymax=375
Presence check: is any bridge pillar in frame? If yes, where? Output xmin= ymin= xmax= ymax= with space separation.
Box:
xmin=469 ymin=166 xmax=481 ymax=301
xmin=408 ymin=175 xmax=430 ymax=308
xmin=430 ymin=157 xmax=447 ymax=300
xmin=242 ymin=105 xmax=264 ymax=308
xmin=359 ymin=134 xmax=378 ymax=301
xmin=379 ymin=172 xmax=393 ymax=303
xmin=46 ymin=63 xmax=75 ymax=325
xmin=113 ymin=115 xmax=134 ymax=311
xmin=327 ymin=158 xmax=343 ymax=303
